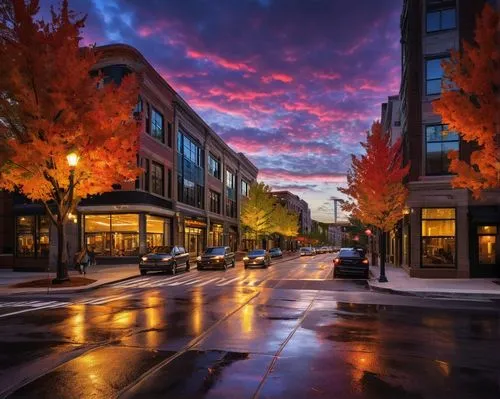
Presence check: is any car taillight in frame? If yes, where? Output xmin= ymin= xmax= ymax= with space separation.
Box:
xmin=362 ymin=259 xmax=369 ymax=264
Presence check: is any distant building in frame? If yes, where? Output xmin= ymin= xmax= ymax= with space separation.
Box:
xmin=381 ymin=95 xmax=402 ymax=145
xmin=271 ymin=191 xmax=311 ymax=235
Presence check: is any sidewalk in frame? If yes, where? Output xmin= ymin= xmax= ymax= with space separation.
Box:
xmin=0 ymin=264 xmax=139 ymax=295
xmin=368 ymin=264 xmax=500 ymax=299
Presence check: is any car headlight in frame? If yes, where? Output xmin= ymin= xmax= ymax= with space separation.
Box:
xmin=141 ymin=256 xmax=148 ymax=262
xmin=255 ymin=256 xmax=264 ymax=260
xmin=214 ymin=255 xmax=224 ymax=259
xmin=196 ymin=256 xmax=201 ymax=262
xmin=243 ymin=257 xmax=249 ymax=261
xmin=162 ymin=257 xmax=171 ymax=261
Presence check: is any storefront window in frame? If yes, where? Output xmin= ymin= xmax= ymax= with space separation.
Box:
xmin=16 ymin=216 xmax=35 ymax=257
xmin=37 ymin=216 xmax=50 ymax=257
xmin=209 ymin=224 xmax=224 ymax=247
xmin=478 ymin=226 xmax=497 ymax=265
xmin=185 ymin=227 xmax=204 ymax=256
xmin=421 ymin=208 xmax=456 ymax=267
xmin=147 ymin=215 xmax=164 ymax=251
xmin=85 ymin=214 xmax=139 ymax=256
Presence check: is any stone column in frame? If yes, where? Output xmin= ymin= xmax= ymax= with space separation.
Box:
xmin=456 ymin=205 xmax=469 ymax=277
xmin=410 ymin=207 xmax=421 ymax=270
xmin=139 ymin=213 xmax=147 ymax=255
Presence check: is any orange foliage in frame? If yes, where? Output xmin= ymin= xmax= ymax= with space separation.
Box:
xmin=0 ymin=0 xmax=140 ymax=220
xmin=339 ymin=122 xmax=409 ymax=232
xmin=433 ymin=4 xmax=500 ymax=198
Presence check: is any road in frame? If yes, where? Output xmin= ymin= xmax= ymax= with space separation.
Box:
xmin=0 ymin=253 xmax=499 ymax=398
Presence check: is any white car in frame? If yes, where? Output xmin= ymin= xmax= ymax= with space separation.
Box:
xmin=300 ymin=247 xmax=314 ymax=256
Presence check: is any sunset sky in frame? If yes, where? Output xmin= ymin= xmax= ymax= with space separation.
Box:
xmin=62 ymin=0 xmax=402 ymax=222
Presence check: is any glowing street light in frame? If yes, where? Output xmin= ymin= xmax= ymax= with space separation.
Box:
xmin=66 ymin=152 xmax=80 ymax=167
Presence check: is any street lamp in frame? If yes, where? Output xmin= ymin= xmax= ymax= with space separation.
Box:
xmin=67 ymin=152 xmax=80 ymax=167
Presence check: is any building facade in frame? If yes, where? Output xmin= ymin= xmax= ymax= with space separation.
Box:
xmin=271 ymin=191 xmax=312 ymax=235
xmin=7 ymin=44 xmax=258 ymax=270
xmin=400 ymin=0 xmax=500 ymax=278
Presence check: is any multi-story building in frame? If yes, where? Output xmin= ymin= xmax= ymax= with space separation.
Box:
xmin=6 ymin=44 xmax=257 ymax=270
xmin=400 ymin=0 xmax=499 ymax=278
xmin=271 ymin=191 xmax=311 ymax=234
xmin=381 ymin=95 xmax=403 ymax=145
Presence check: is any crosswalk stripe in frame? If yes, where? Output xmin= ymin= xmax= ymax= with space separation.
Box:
xmin=90 ymin=294 xmax=132 ymax=305
xmin=194 ymin=278 xmax=222 ymax=287
xmin=168 ymin=276 xmax=202 ymax=286
xmin=216 ymin=277 xmax=244 ymax=286
xmin=112 ymin=277 xmax=150 ymax=287
xmin=183 ymin=278 xmax=205 ymax=285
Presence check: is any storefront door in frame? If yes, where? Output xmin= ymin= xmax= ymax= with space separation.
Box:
xmin=472 ymin=225 xmax=499 ymax=277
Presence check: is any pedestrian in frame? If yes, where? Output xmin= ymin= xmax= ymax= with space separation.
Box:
xmin=88 ymin=246 xmax=96 ymax=266
xmin=76 ymin=248 xmax=90 ymax=275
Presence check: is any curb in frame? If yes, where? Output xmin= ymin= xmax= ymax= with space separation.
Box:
xmin=367 ymin=281 xmax=500 ymax=300
xmin=3 ymin=273 xmax=141 ymax=297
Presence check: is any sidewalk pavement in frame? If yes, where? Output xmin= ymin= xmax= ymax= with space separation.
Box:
xmin=0 ymin=264 xmax=139 ymax=296
xmin=0 ymin=251 xmax=301 ymax=296
xmin=368 ymin=264 xmax=500 ymax=299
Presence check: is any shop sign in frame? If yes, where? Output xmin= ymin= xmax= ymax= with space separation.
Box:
xmin=185 ymin=219 xmax=207 ymax=228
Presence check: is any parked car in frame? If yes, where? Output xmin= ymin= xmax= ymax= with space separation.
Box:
xmin=139 ymin=246 xmax=190 ymax=275
xmin=333 ymin=248 xmax=369 ymax=279
xmin=269 ymin=247 xmax=283 ymax=258
xmin=300 ymin=247 xmax=314 ymax=256
xmin=243 ymin=249 xmax=271 ymax=268
xmin=319 ymin=246 xmax=329 ymax=254
xmin=197 ymin=246 xmax=235 ymax=270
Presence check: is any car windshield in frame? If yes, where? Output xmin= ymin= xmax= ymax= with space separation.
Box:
xmin=204 ymin=247 xmax=225 ymax=255
xmin=249 ymin=250 xmax=265 ymax=256
xmin=339 ymin=249 xmax=362 ymax=258
xmin=301 ymin=247 xmax=311 ymax=251
xmin=270 ymin=248 xmax=280 ymax=252
xmin=150 ymin=246 xmax=173 ymax=254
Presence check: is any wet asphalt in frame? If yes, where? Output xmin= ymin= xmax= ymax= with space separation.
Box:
xmin=0 ymin=253 xmax=499 ymax=398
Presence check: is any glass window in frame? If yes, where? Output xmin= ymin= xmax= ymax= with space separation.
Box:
xmin=426 ymin=8 xmax=456 ymax=32
xmin=421 ymin=208 xmax=456 ymax=267
xmin=37 ymin=216 xmax=50 ymax=258
xmin=144 ymin=159 xmax=150 ymax=192
xmin=111 ymin=214 xmax=139 ymax=232
xmin=147 ymin=215 xmax=164 ymax=252
xmin=151 ymin=108 xmax=164 ymax=143
xmin=426 ymin=125 xmax=459 ymax=175
xmin=85 ymin=214 xmax=111 ymax=232
xmin=226 ymin=198 xmax=237 ymax=218
xmin=101 ymin=65 xmax=132 ymax=85
xmin=177 ymin=131 xmax=205 ymax=209
xmin=425 ymin=57 xmax=449 ymax=95
xmin=204 ymin=247 xmax=225 ymax=255
xmin=151 ymin=161 xmax=164 ymax=196
xmin=478 ymin=235 xmax=496 ymax=264
xmin=208 ymin=154 xmax=221 ymax=179
xmin=478 ymin=226 xmax=497 ymax=235
xmin=241 ymin=180 xmax=249 ymax=197
xmin=209 ymin=190 xmax=221 ymax=214
xmin=16 ymin=216 xmax=35 ymax=257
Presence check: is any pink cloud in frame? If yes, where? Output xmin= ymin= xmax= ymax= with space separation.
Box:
xmin=261 ymin=73 xmax=294 ymax=83
xmin=313 ymin=72 xmax=341 ymax=80
xmin=259 ymin=168 xmax=346 ymax=184
xmin=186 ymin=49 xmax=256 ymax=73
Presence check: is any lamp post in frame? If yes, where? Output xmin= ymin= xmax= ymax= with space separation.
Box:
xmin=53 ymin=151 xmax=80 ymax=283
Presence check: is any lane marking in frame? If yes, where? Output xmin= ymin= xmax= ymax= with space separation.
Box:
xmin=0 ymin=301 xmax=69 ymax=319
xmin=216 ymin=276 xmax=243 ymax=286
xmin=193 ymin=278 xmax=222 ymax=287
xmin=89 ymin=294 xmax=132 ymax=305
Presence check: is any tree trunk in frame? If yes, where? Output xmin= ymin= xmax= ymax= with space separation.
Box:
xmin=378 ymin=229 xmax=388 ymax=283
xmin=53 ymin=218 xmax=69 ymax=283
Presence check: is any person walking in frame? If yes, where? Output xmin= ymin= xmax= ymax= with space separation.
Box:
xmin=76 ymin=249 xmax=90 ymax=275
xmin=88 ymin=246 xmax=96 ymax=266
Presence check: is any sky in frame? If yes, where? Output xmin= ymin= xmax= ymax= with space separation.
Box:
xmin=58 ymin=0 xmax=402 ymax=222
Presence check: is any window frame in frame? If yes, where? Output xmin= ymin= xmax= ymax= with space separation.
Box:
xmin=425 ymin=56 xmax=449 ymax=96
xmin=425 ymin=124 xmax=460 ymax=176
xmin=209 ymin=190 xmax=221 ymax=214
xmin=421 ymin=207 xmax=457 ymax=268
xmin=426 ymin=0 xmax=456 ymax=33
xmin=208 ymin=153 xmax=221 ymax=180
xmin=150 ymin=107 xmax=165 ymax=143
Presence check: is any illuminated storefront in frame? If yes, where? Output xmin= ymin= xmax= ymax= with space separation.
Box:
xmin=209 ymin=223 xmax=224 ymax=247
xmin=15 ymin=215 xmax=50 ymax=258
xmin=183 ymin=218 xmax=206 ymax=256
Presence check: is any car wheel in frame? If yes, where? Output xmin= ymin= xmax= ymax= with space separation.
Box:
xmin=171 ymin=262 xmax=177 ymax=275
xmin=185 ymin=261 xmax=190 ymax=272
xmin=224 ymin=261 xmax=228 ymax=271
xmin=140 ymin=270 xmax=147 ymax=276
xmin=333 ymin=270 xmax=338 ymax=279
xmin=232 ymin=260 xmax=235 ymax=268
xmin=364 ymin=271 xmax=370 ymax=280
xmin=244 ymin=265 xmax=248 ymax=269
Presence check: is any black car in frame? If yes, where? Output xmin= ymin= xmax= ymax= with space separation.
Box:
xmin=268 ymin=247 xmax=283 ymax=258
xmin=244 ymin=249 xmax=271 ymax=268
xmin=333 ymin=248 xmax=369 ymax=279
xmin=197 ymin=246 xmax=235 ymax=270
xmin=139 ymin=246 xmax=190 ymax=275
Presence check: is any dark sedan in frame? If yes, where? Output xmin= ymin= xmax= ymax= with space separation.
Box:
xmin=333 ymin=248 xmax=369 ymax=279
xmin=197 ymin=246 xmax=235 ymax=270
xmin=269 ymin=247 xmax=283 ymax=258
xmin=244 ymin=249 xmax=271 ymax=268
xmin=139 ymin=246 xmax=190 ymax=275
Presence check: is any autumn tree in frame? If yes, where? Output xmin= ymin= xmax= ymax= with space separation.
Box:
xmin=271 ymin=204 xmax=299 ymax=246
xmin=241 ymin=182 xmax=277 ymax=244
xmin=433 ymin=4 xmax=500 ymax=198
xmin=0 ymin=0 xmax=140 ymax=282
xmin=339 ymin=122 xmax=409 ymax=282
